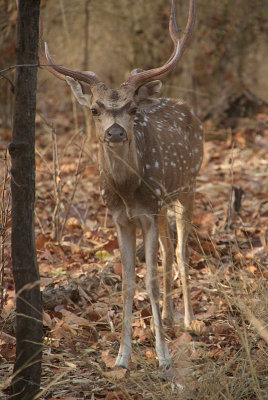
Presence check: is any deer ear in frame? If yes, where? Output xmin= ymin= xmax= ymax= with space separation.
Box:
xmin=66 ymin=76 xmax=92 ymax=106
xmin=135 ymin=80 xmax=162 ymax=101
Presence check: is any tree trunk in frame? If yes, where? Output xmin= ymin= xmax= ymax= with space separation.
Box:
xmin=8 ymin=1 xmax=42 ymax=398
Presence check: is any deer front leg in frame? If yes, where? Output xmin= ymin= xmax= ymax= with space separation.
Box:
xmin=114 ymin=219 xmax=136 ymax=369
xmin=140 ymin=215 xmax=171 ymax=369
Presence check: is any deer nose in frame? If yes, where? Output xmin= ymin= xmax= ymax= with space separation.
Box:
xmin=104 ymin=123 xmax=127 ymax=143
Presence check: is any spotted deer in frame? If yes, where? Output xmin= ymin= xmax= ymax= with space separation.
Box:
xmin=40 ymin=0 xmax=203 ymax=369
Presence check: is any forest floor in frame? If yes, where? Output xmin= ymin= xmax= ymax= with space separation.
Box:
xmin=0 ymin=95 xmax=268 ymax=399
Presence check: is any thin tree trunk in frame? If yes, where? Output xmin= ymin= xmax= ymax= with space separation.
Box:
xmin=8 ymin=1 xmax=42 ymax=398
xmin=83 ymin=0 xmax=90 ymax=70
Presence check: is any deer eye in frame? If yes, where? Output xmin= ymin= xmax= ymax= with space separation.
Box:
xmin=129 ymin=106 xmax=138 ymax=115
xmin=91 ymin=107 xmax=100 ymax=116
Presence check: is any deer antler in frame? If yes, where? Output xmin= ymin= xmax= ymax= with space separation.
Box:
xmin=123 ymin=0 xmax=196 ymax=87
xmin=43 ymin=43 xmax=101 ymax=85
xmin=38 ymin=15 xmax=101 ymax=85
xmin=38 ymin=16 xmax=66 ymax=81
xmin=39 ymin=1 xmax=195 ymax=87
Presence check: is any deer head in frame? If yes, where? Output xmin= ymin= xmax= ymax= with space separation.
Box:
xmin=39 ymin=0 xmax=196 ymax=151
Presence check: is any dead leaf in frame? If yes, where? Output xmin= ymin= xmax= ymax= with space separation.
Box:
xmin=104 ymin=390 xmax=128 ymax=400
xmin=0 ymin=331 xmax=15 ymax=345
xmin=103 ymin=238 xmax=119 ymax=253
xmin=140 ymin=308 xmax=151 ymax=326
xmin=61 ymin=309 xmax=91 ymax=327
xmin=66 ymin=217 xmax=82 ymax=232
xmin=172 ymin=332 xmax=192 ymax=346
xmin=101 ymin=349 xmax=115 ymax=369
xmin=246 ymin=264 xmax=258 ymax=274
xmin=188 ymin=320 xmax=207 ymax=336
xmin=145 ymin=349 xmax=156 ymax=359
xmin=113 ymin=262 xmax=122 ymax=277
xmin=86 ymin=307 xmax=102 ymax=322
xmin=43 ymin=311 xmax=53 ymax=328
xmin=102 ymin=368 xmax=128 ymax=380
xmin=9 ymin=10 xmax=18 ymax=22
xmin=213 ymin=322 xmax=233 ymax=336
xmin=209 ymin=347 xmax=225 ymax=359
xmin=133 ymin=325 xmax=153 ymax=343
xmin=95 ymin=250 xmax=111 ymax=260
xmin=36 ymin=233 xmax=51 ymax=250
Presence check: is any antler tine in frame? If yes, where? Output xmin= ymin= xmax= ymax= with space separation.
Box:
xmin=154 ymin=0 xmax=180 ymax=72
xmin=38 ymin=11 xmax=101 ymax=86
xmin=167 ymin=0 xmax=181 ymax=60
xmin=39 ymin=44 xmax=66 ymax=81
xmin=38 ymin=13 xmax=66 ymax=81
xmin=43 ymin=43 xmax=101 ymax=86
xmin=123 ymin=0 xmax=196 ymax=87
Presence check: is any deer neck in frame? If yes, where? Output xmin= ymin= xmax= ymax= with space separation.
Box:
xmin=99 ymin=135 xmax=142 ymax=191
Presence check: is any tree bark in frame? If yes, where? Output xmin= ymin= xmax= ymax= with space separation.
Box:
xmin=8 ymin=1 xmax=42 ymax=399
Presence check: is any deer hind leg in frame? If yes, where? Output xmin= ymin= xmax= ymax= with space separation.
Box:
xmin=174 ymin=193 xmax=195 ymax=328
xmin=159 ymin=207 xmax=174 ymax=327
xmin=140 ymin=214 xmax=171 ymax=369
xmin=114 ymin=220 xmax=136 ymax=369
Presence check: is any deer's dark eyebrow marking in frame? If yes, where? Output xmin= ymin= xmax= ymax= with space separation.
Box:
xmin=112 ymin=101 xmax=133 ymax=115
xmin=96 ymin=100 xmax=133 ymax=115
xmin=96 ymin=100 xmax=105 ymax=108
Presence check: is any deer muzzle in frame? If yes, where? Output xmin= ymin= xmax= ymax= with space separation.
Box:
xmin=104 ymin=123 xmax=127 ymax=144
